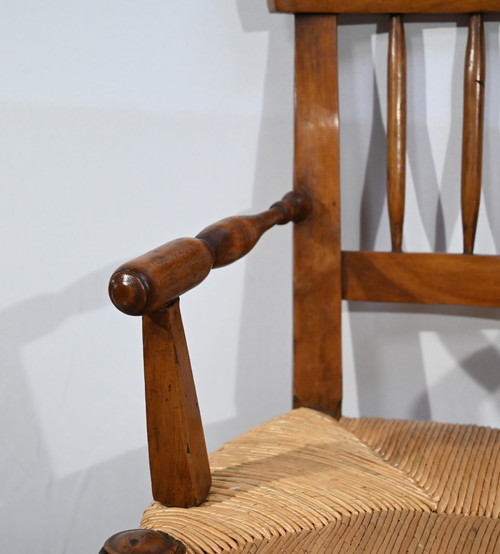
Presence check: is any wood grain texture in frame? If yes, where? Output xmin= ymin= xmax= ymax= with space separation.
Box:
xmin=268 ymin=0 xmax=500 ymax=13
xmin=143 ymin=300 xmax=211 ymax=507
xmin=100 ymin=530 xmax=186 ymax=554
xmin=109 ymin=238 xmax=215 ymax=316
xmin=197 ymin=190 xmax=311 ymax=267
xmin=462 ymin=14 xmax=485 ymax=255
xmin=109 ymin=190 xmax=311 ymax=316
xmin=342 ymin=251 xmax=500 ymax=307
xmin=293 ymin=15 xmax=342 ymax=418
xmin=388 ymin=15 xmax=407 ymax=253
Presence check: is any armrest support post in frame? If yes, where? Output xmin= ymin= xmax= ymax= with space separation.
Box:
xmin=143 ymin=299 xmax=211 ymax=507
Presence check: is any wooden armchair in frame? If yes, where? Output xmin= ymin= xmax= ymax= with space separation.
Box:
xmin=101 ymin=1 xmax=500 ymax=552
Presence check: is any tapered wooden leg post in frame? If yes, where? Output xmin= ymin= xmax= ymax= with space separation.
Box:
xmin=100 ymin=530 xmax=186 ymax=554
xmin=143 ymin=299 xmax=211 ymax=506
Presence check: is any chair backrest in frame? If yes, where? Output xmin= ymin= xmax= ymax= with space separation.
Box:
xmin=267 ymin=1 xmax=500 ymax=419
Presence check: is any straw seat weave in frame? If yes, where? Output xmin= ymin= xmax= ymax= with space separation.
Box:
xmin=141 ymin=408 xmax=500 ymax=553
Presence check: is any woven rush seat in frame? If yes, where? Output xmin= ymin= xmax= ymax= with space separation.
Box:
xmin=141 ymin=408 xmax=500 ymax=553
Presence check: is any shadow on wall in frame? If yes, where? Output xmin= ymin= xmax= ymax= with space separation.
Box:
xmin=0 ymin=265 xmax=153 ymax=552
xmin=349 ymin=302 xmax=500 ymax=423
xmin=483 ymin=15 xmax=500 ymax=253
xmin=355 ymin=15 xmax=462 ymax=253
xmin=404 ymin=15 xmax=466 ymax=254
xmin=211 ymin=0 xmax=295 ymax=443
xmin=7 ymin=5 xmax=296 ymax=550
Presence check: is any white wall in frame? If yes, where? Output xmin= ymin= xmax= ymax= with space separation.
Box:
xmin=1 ymin=2 xmax=499 ymax=552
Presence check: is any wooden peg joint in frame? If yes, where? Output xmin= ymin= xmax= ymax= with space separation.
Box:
xmin=270 ymin=189 xmax=313 ymax=224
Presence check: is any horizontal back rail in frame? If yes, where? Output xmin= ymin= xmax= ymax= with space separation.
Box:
xmin=343 ymin=251 xmax=500 ymax=307
xmin=269 ymin=0 xmax=500 ymax=13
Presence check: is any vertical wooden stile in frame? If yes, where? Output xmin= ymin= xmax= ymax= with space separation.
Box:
xmin=462 ymin=13 xmax=485 ymax=255
xmin=143 ymin=300 xmax=211 ymax=507
xmin=293 ymin=15 xmax=342 ymax=418
xmin=387 ymin=14 xmax=407 ymax=252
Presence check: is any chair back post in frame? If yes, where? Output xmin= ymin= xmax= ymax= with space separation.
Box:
xmin=293 ymin=14 xmax=343 ymax=419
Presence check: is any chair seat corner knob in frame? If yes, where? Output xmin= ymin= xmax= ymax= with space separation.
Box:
xmin=100 ymin=529 xmax=186 ymax=554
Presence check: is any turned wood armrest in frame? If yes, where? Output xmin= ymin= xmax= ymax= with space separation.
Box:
xmin=105 ymin=189 xmax=311 ymax=512
xmin=109 ymin=190 xmax=311 ymax=316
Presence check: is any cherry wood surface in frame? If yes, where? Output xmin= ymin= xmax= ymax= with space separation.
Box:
xmin=387 ymin=15 xmax=406 ymax=253
xmin=462 ymin=14 xmax=485 ymax=255
xmin=293 ymin=14 xmax=343 ymax=419
xmin=100 ymin=530 xmax=186 ymax=554
xmin=268 ymin=0 xmax=500 ymax=13
xmin=109 ymin=190 xmax=310 ymax=316
xmin=343 ymin=251 xmax=500 ymax=307
xmin=142 ymin=300 xmax=211 ymax=507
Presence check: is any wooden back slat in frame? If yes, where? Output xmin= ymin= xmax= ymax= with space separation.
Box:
xmin=269 ymin=0 xmax=500 ymax=13
xmin=343 ymin=251 xmax=500 ymax=307
xmin=462 ymin=14 xmax=485 ymax=254
xmin=387 ymin=15 xmax=407 ymax=252
xmin=293 ymin=14 xmax=342 ymax=419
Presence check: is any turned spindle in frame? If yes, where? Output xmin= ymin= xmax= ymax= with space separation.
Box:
xmin=109 ymin=190 xmax=311 ymax=315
